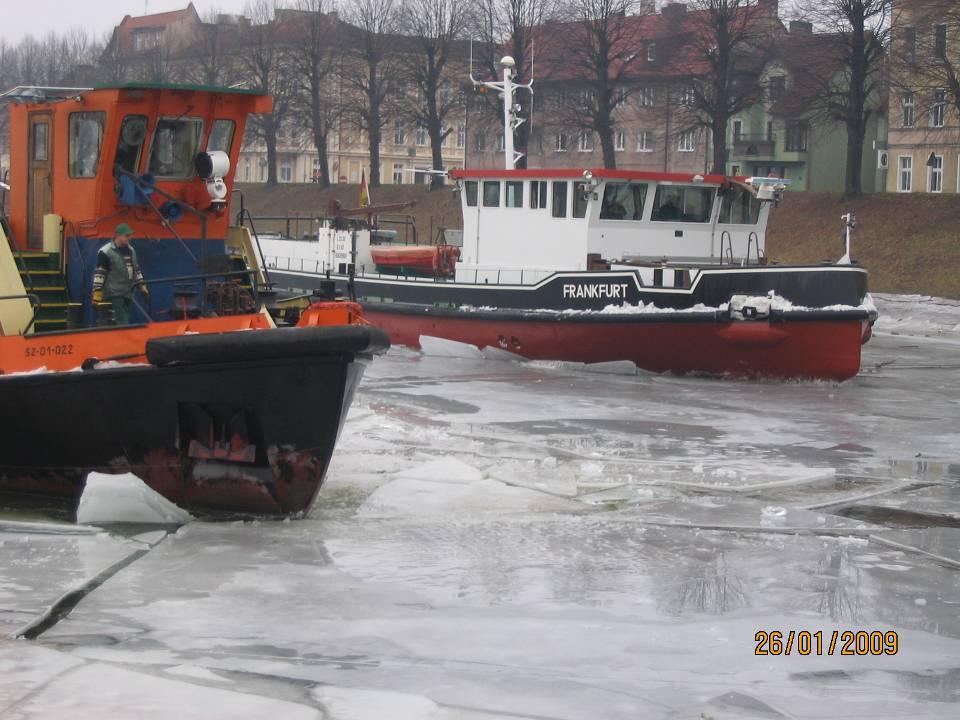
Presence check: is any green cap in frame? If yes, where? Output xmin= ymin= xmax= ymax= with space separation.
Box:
xmin=115 ymin=223 xmax=134 ymax=236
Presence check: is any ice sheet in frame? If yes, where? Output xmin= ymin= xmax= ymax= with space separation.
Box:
xmin=77 ymin=472 xmax=194 ymax=526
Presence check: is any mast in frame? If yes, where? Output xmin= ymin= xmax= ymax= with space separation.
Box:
xmin=470 ymin=56 xmax=533 ymax=170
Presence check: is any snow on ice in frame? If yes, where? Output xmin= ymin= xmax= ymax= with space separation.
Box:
xmin=2 ymin=294 xmax=960 ymax=718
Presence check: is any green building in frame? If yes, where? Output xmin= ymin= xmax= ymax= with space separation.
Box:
xmin=727 ymin=21 xmax=887 ymax=192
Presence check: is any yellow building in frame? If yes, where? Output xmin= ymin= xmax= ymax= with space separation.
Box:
xmin=887 ymin=0 xmax=960 ymax=194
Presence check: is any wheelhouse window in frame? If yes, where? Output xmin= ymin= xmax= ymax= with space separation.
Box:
xmin=148 ymin=117 xmax=203 ymax=179
xmin=115 ymin=115 xmax=148 ymax=175
xmin=530 ymin=180 xmax=548 ymax=209
xmin=68 ymin=112 xmax=105 ymax=178
xmin=464 ymin=180 xmax=478 ymax=206
xmin=599 ymin=182 xmax=647 ymax=221
xmin=651 ymin=186 xmax=714 ymax=223
xmin=718 ymin=186 xmax=761 ymax=225
xmin=573 ymin=182 xmax=590 ymax=218
xmin=482 ymin=180 xmax=500 ymax=207
xmin=208 ymin=119 xmax=235 ymax=154
xmin=32 ymin=122 xmax=48 ymax=161
xmin=551 ymin=181 xmax=568 ymax=218
xmin=505 ymin=181 xmax=523 ymax=207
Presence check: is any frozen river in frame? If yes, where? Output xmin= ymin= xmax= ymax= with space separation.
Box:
xmin=3 ymin=294 xmax=960 ymax=719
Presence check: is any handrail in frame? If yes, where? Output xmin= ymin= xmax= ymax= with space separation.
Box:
xmin=230 ymin=189 xmax=272 ymax=288
xmin=719 ymin=230 xmax=733 ymax=264
xmin=0 ymin=293 xmax=41 ymax=335
xmin=1 ymin=214 xmax=37 ymax=293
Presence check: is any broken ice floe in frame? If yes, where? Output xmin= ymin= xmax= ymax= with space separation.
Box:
xmin=77 ymin=473 xmax=193 ymax=526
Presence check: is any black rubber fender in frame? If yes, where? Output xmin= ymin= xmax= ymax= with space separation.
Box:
xmin=146 ymin=325 xmax=390 ymax=367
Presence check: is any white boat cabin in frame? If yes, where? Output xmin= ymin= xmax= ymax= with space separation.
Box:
xmin=451 ymin=169 xmax=777 ymax=285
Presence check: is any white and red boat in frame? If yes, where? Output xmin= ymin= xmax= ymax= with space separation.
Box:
xmin=258 ymin=58 xmax=875 ymax=381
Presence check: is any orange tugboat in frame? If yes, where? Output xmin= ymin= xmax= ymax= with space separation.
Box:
xmin=0 ymin=83 xmax=388 ymax=515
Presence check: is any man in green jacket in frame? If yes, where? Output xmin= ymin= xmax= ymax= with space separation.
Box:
xmin=92 ymin=223 xmax=149 ymax=325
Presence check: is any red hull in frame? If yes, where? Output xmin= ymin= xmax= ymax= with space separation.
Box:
xmin=364 ymin=309 xmax=869 ymax=381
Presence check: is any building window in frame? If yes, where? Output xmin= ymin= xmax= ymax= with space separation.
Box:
xmin=646 ymin=43 xmax=656 ymax=62
xmin=784 ymin=121 xmax=807 ymax=152
xmin=441 ymin=123 xmax=449 ymax=147
xmin=578 ymin=131 xmax=593 ymax=152
xmin=554 ymin=132 xmax=567 ymax=152
xmin=680 ymin=86 xmax=695 ymax=107
xmin=394 ymin=120 xmax=406 ymax=145
xmin=932 ymin=89 xmax=946 ymax=128
xmin=902 ymin=91 xmax=915 ymax=127
xmin=311 ymin=158 xmax=323 ymax=182
xmin=768 ymin=76 xmax=786 ymax=102
xmin=766 ymin=121 xmax=774 ymax=141
xmin=416 ymin=123 xmax=427 ymax=146
xmin=530 ymin=180 xmax=548 ymax=209
xmin=474 ymin=132 xmax=486 ymax=152
xmin=637 ymin=130 xmax=654 ymax=152
xmin=393 ymin=162 xmax=404 ymax=184
xmin=637 ymin=87 xmax=654 ymax=107
xmin=898 ymin=155 xmax=912 ymax=192
xmin=279 ymin=159 xmax=293 ymax=183
xmin=678 ymin=128 xmax=696 ymax=152
xmin=456 ymin=123 xmax=465 ymax=148
xmin=615 ymin=128 xmax=625 ymax=152
xmin=928 ymin=154 xmax=943 ymax=193
xmin=133 ymin=29 xmax=162 ymax=52
xmin=496 ymin=133 xmax=505 ymax=152
xmin=733 ymin=119 xmax=742 ymax=142
xmin=903 ymin=26 xmax=916 ymax=60
xmin=934 ymin=24 xmax=947 ymax=59
xmin=243 ymin=159 xmax=251 ymax=181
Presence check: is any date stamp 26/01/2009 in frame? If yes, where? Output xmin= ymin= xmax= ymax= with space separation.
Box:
xmin=755 ymin=630 xmax=898 ymax=656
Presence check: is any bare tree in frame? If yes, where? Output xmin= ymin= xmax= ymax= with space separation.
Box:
xmin=400 ymin=0 xmax=469 ymax=187
xmin=343 ymin=0 xmax=400 ymax=188
xmin=185 ymin=8 xmax=242 ymax=87
xmin=795 ymin=0 xmax=890 ymax=197
xmin=239 ymin=0 xmax=296 ymax=185
xmin=889 ymin=1 xmax=960 ymax=125
xmin=472 ymin=0 xmax=553 ymax=167
xmin=289 ymin=0 xmax=341 ymax=187
xmin=673 ymin=0 xmax=779 ymax=175
xmin=552 ymin=0 xmax=644 ymax=168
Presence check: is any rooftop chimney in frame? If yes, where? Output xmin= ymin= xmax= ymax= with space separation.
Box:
xmin=662 ymin=3 xmax=687 ymax=21
xmin=757 ymin=0 xmax=779 ymax=18
xmin=789 ymin=20 xmax=813 ymax=34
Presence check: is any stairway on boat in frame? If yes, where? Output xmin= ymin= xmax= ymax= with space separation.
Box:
xmin=16 ymin=252 xmax=75 ymax=332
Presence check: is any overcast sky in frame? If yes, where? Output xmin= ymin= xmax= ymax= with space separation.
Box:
xmin=1 ymin=0 xmax=251 ymax=43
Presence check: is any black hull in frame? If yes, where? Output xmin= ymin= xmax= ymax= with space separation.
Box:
xmin=0 ymin=326 xmax=389 ymax=516
xmin=271 ymin=264 xmax=869 ymax=312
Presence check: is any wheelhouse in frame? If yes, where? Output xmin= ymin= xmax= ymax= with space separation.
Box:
xmin=451 ymin=168 xmax=774 ymax=284
xmin=0 ymin=83 xmax=272 ymax=327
